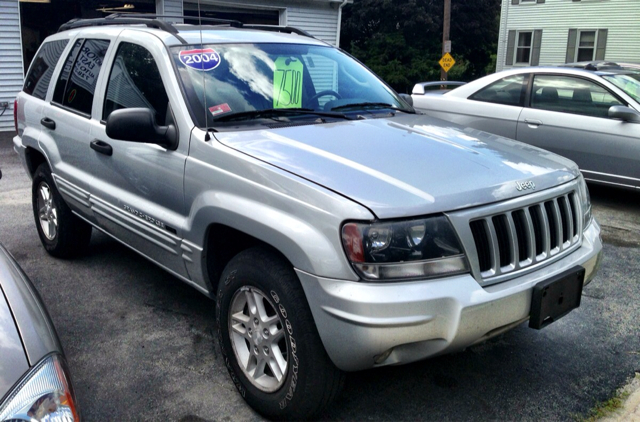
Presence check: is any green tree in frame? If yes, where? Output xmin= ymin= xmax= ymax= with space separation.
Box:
xmin=341 ymin=0 xmax=500 ymax=93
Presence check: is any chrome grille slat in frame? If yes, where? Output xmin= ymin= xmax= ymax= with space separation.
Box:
xmin=505 ymin=212 xmax=518 ymax=270
xmin=469 ymin=189 xmax=582 ymax=282
xmin=486 ymin=217 xmax=500 ymax=276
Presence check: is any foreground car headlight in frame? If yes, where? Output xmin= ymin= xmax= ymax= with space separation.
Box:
xmin=577 ymin=175 xmax=592 ymax=229
xmin=0 ymin=354 xmax=78 ymax=421
xmin=341 ymin=215 xmax=469 ymax=281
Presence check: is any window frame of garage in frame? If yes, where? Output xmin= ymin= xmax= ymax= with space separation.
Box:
xmin=505 ymin=29 xmax=542 ymax=66
xmin=511 ymin=0 xmax=545 ymax=4
xmin=566 ymin=28 xmax=608 ymax=63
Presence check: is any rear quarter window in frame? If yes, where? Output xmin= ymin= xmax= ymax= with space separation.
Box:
xmin=23 ymin=39 xmax=69 ymax=100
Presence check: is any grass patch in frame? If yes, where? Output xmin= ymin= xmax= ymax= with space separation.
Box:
xmin=578 ymin=373 xmax=640 ymax=421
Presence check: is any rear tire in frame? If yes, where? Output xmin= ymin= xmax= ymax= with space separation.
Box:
xmin=32 ymin=164 xmax=92 ymax=258
xmin=216 ymin=247 xmax=344 ymax=420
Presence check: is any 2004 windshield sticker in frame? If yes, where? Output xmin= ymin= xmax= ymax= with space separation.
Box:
xmin=179 ymin=48 xmax=221 ymax=71
xmin=274 ymin=57 xmax=303 ymax=108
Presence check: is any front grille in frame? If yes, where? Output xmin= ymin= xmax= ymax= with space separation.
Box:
xmin=469 ymin=191 xmax=581 ymax=279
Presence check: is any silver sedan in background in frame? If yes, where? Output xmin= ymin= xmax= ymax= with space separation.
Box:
xmin=412 ymin=63 xmax=640 ymax=190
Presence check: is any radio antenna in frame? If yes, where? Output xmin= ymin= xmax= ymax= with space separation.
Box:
xmin=198 ymin=0 xmax=207 ymax=127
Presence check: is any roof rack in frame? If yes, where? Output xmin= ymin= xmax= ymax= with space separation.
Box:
xmin=57 ymin=13 xmax=315 ymax=44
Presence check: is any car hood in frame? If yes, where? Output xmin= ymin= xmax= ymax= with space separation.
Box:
xmin=0 ymin=274 xmax=29 ymax=401
xmin=0 ymin=243 xmax=62 ymax=401
xmin=214 ymin=113 xmax=580 ymax=219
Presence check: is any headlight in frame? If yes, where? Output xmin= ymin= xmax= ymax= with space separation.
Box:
xmin=341 ymin=215 xmax=469 ymax=281
xmin=0 ymin=354 xmax=79 ymax=421
xmin=577 ymin=175 xmax=592 ymax=229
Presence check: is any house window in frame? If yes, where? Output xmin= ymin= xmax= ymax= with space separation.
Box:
xmin=576 ymin=30 xmax=597 ymax=61
xmin=515 ymin=32 xmax=533 ymax=64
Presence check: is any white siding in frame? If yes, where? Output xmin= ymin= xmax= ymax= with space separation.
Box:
xmin=157 ymin=0 xmax=184 ymax=23
xmin=0 ymin=0 xmax=23 ymax=132
xmin=191 ymin=0 xmax=341 ymax=45
xmin=497 ymin=0 xmax=640 ymax=72
xmin=286 ymin=5 xmax=339 ymax=46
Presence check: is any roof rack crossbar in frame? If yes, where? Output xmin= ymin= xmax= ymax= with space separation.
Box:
xmin=241 ymin=25 xmax=315 ymax=39
xmin=57 ymin=14 xmax=315 ymax=43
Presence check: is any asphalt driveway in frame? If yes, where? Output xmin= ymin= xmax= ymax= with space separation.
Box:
xmin=0 ymin=131 xmax=638 ymax=421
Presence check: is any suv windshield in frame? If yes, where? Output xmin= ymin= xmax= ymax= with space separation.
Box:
xmin=171 ymin=43 xmax=412 ymax=128
xmin=602 ymin=73 xmax=640 ymax=103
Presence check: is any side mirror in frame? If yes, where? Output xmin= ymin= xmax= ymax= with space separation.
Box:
xmin=106 ymin=108 xmax=178 ymax=150
xmin=399 ymin=93 xmax=413 ymax=106
xmin=608 ymin=105 xmax=640 ymax=123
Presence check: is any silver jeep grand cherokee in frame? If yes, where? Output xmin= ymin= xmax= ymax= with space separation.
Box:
xmin=13 ymin=15 xmax=602 ymax=420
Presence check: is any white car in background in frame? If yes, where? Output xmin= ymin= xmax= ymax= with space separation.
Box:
xmin=412 ymin=62 xmax=640 ymax=190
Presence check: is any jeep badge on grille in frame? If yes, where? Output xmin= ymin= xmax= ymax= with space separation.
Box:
xmin=516 ymin=181 xmax=536 ymax=191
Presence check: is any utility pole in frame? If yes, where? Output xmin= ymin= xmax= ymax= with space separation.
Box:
xmin=441 ymin=0 xmax=451 ymax=81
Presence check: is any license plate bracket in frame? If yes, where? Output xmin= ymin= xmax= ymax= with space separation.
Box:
xmin=529 ymin=266 xmax=585 ymax=330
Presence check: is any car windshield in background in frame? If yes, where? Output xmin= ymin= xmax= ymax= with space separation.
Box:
xmin=171 ymin=43 xmax=412 ymax=128
xmin=601 ymin=73 xmax=640 ymax=104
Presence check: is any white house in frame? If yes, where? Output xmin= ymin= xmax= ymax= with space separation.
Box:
xmin=496 ymin=0 xmax=640 ymax=72
xmin=0 ymin=0 xmax=351 ymax=131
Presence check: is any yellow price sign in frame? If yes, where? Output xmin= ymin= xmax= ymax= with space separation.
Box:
xmin=439 ymin=53 xmax=456 ymax=73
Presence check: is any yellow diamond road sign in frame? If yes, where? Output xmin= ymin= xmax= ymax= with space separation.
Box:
xmin=439 ymin=53 xmax=455 ymax=73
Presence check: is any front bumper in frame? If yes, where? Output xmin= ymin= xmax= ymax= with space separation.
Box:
xmin=298 ymin=220 xmax=602 ymax=372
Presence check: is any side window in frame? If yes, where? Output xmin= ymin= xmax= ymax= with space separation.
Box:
xmin=53 ymin=39 xmax=110 ymax=116
xmin=103 ymin=42 xmax=169 ymax=125
xmin=23 ymin=39 xmax=69 ymax=100
xmin=469 ymin=75 xmax=526 ymax=107
xmin=531 ymin=75 xmax=623 ymax=118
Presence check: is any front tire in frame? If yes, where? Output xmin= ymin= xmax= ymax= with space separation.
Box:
xmin=216 ymin=247 xmax=344 ymax=420
xmin=32 ymin=164 xmax=92 ymax=258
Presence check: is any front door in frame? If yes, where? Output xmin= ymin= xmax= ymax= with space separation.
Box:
xmin=88 ymin=35 xmax=190 ymax=279
xmin=517 ymin=74 xmax=640 ymax=188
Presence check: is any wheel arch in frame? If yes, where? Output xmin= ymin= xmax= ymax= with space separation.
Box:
xmin=24 ymin=147 xmax=48 ymax=178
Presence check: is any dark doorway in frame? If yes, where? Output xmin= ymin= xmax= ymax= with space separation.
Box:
xmin=20 ymin=0 xmax=156 ymax=72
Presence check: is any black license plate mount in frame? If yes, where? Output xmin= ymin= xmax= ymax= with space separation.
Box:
xmin=529 ymin=266 xmax=585 ymax=330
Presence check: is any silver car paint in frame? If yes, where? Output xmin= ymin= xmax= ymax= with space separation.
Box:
xmin=215 ymin=113 xmax=580 ymax=219
xmin=0 ymin=243 xmax=62 ymax=398
xmin=412 ymin=67 xmax=640 ymax=189
xmin=14 ymin=27 xmax=603 ymax=371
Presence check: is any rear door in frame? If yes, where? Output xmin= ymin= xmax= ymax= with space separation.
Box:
xmin=40 ymin=37 xmax=112 ymax=216
xmin=87 ymin=31 xmax=191 ymax=279
xmin=517 ymin=74 xmax=640 ymax=188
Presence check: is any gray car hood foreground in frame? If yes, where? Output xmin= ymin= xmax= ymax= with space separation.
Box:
xmin=0 ymin=244 xmax=62 ymax=400
xmin=215 ymin=114 xmax=580 ymax=219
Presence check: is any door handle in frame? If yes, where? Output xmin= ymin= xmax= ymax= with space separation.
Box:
xmin=524 ymin=119 xmax=543 ymax=127
xmin=40 ymin=117 xmax=56 ymax=130
xmin=90 ymin=139 xmax=113 ymax=156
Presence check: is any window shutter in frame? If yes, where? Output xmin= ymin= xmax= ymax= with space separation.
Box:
xmin=512 ymin=0 xmax=518 ymax=5
xmin=595 ymin=29 xmax=608 ymax=60
xmin=531 ymin=30 xmax=543 ymax=66
xmin=565 ymin=29 xmax=577 ymax=63
xmin=506 ymin=30 xmax=516 ymax=65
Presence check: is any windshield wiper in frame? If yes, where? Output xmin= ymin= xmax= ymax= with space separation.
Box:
xmin=214 ymin=108 xmax=355 ymax=122
xmin=330 ymin=102 xmax=415 ymax=113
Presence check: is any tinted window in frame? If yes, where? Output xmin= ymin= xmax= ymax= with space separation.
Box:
xmin=53 ymin=39 xmax=110 ymax=115
xmin=103 ymin=42 xmax=169 ymax=125
xmin=23 ymin=40 xmax=69 ymax=100
xmin=531 ymin=75 xmax=623 ymax=118
xmin=470 ymin=75 xmax=526 ymax=106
